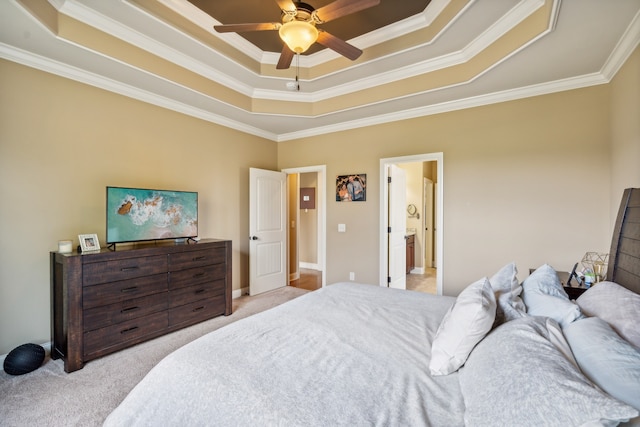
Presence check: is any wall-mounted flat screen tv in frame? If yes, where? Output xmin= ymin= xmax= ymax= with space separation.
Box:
xmin=106 ymin=186 xmax=198 ymax=244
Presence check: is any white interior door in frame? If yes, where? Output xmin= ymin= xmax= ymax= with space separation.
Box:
xmin=388 ymin=165 xmax=407 ymax=289
xmin=249 ymin=168 xmax=287 ymax=296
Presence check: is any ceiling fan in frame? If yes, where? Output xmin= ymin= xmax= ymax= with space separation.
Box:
xmin=213 ymin=0 xmax=380 ymax=69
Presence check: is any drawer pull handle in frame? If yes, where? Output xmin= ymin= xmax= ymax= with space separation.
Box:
xmin=121 ymin=306 xmax=139 ymax=313
xmin=121 ymin=266 xmax=139 ymax=272
xmin=120 ymin=326 xmax=139 ymax=334
xmin=195 ymin=289 xmax=206 ymax=294
xmin=120 ymin=286 xmax=138 ymax=293
xmin=192 ymin=306 xmax=205 ymax=312
xmin=193 ymin=256 xmax=206 ymax=261
xmin=193 ymin=272 xmax=206 ymax=278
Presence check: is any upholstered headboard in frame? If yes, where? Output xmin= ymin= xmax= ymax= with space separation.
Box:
xmin=607 ymin=188 xmax=640 ymax=294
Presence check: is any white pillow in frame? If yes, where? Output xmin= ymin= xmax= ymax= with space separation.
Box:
xmin=563 ymin=316 xmax=640 ymax=411
xmin=459 ymin=316 xmax=639 ymax=425
xmin=576 ymin=281 xmax=640 ymax=349
xmin=490 ymin=262 xmax=526 ymax=325
xmin=522 ymin=264 xmax=583 ymax=328
xmin=429 ymin=277 xmax=496 ymax=376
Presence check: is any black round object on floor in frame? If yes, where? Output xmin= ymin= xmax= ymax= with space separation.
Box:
xmin=3 ymin=343 xmax=45 ymax=375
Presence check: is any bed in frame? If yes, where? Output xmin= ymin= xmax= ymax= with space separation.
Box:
xmin=105 ymin=188 xmax=640 ymax=427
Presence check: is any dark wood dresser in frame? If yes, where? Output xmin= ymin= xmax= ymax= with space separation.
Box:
xmin=50 ymin=239 xmax=232 ymax=373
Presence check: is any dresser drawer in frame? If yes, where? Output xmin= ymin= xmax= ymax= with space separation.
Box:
xmin=169 ymin=280 xmax=225 ymax=308
xmin=169 ymin=247 xmax=226 ymax=271
xmin=169 ymin=295 xmax=226 ymax=328
xmin=169 ymin=264 xmax=226 ymax=290
xmin=83 ymin=255 xmax=167 ymax=286
xmin=83 ymin=292 xmax=168 ymax=331
xmin=83 ymin=273 xmax=168 ymax=309
xmin=83 ymin=311 xmax=168 ymax=359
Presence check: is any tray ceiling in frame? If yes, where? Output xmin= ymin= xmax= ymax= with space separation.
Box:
xmin=0 ymin=0 xmax=639 ymax=141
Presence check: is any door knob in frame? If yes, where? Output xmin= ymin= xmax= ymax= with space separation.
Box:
xmin=250 ymin=236 xmax=258 ymax=240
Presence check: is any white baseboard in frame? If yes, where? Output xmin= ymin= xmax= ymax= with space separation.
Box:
xmin=410 ymin=267 xmax=425 ymax=274
xmin=233 ymin=287 xmax=249 ymax=299
xmin=300 ymin=262 xmax=320 ymax=270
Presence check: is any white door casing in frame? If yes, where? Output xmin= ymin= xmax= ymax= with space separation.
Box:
xmin=282 ymin=165 xmax=327 ymax=289
xmin=249 ymin=168 xmax=287 ymax=296
xmin=379 ymin=153 xmax=444 ymax=295
xmin=388 ymin=164 xmax=407 ymax=289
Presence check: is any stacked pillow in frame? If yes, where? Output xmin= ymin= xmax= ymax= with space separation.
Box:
xmin=459 ymin=316 xmax=639 ymax=425
xmin=430 ymin=263 xmax=640 ymax=423
xmin=563 ymin=316 xmax=640 ymax=412
xmin=576 ymin=280 xmax=640 ymax=348
xmin=521 ymin=264 xmax=583 ymax=328
xmin=429 ymin=262 xmax=527 ymax=376
xmin=429 ymin=277 xmax=496 ymax=376
xmin=489 ymin=262 xmax=526 ymax=325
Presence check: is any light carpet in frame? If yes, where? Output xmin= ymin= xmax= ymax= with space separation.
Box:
xmin=0 ymin=286 xmax=308 ymax=427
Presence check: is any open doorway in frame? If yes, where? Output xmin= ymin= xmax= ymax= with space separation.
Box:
xmin=282 ymin=165 xmax=327 ymax=290
xmin=379 ymin=153 xmax=443 ymax=295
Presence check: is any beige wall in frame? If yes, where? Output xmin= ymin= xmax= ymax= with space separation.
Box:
xmin=1 ymin=47 xmax=638 ymax=355
xmin=610 ymin=45 xmax=640 ymax=220
xmin=0 ymin=60 xmax=277 ymax=354
xmin=278 ymin=46 xmax=640 ymax=296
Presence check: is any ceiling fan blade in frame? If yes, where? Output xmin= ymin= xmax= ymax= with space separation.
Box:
xmin=276 ymin=45 xmax=295 ymax=69
xmin=213 ymin=23 xmax=280 ymax=33
xmin=274 ymin=0 xmax=296 ymax=13
xmin=314 ymin=0 xmax=380 ymax=23
xmin=317 ymin=30 xmax=362 ymax=61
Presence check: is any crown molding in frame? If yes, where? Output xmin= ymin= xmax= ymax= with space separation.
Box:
xmin=276 ymin=72 xmax=608 ymax=142
xmin=0 ymin=38 xmax=623 ymax=144
xmin=3 ymin=0 xmax=638 ymax=142
xmin=0 ymin=43 xmax=278 ymax=141
xmin=601 ymin=9 xmax=640 ymax=81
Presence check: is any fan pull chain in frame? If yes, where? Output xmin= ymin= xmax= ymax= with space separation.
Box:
xmin=296 ymin=53 xmax=300 ymax=91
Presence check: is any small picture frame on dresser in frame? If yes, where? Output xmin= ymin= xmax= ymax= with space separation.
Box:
xmin=79 ymin=234 xmax=101 ymax=252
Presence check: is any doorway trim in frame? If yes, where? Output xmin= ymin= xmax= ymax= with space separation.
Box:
xmin=282 ymin=165 xmax=327 ymax=288
xmin=379 ymin=153 xmax=444 ymax=295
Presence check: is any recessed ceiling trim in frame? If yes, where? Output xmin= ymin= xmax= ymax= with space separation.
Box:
xmin=301 ymin=0 xmax=453 ymax=68
xmin=0 ymin=42 xmax=277 ymax=140
xmin=600 ymin=9 xmax=640 ymax=80
xmin=50 ymin=0 xmax=265 ymax=99
xmin=3 ymin=0 xmax=639 ymax=141
xmin=153 ymin=0 xmax=458 ymax=72
xmin=0 ymin=39 xmax=625 ymax=145
xmin=48 ymin=0 xmax=544 ymax=108
xmin=40 ymin=0 xmax=558 ymax=118
xmin=154 ymin=0 xmax=267 ymax=63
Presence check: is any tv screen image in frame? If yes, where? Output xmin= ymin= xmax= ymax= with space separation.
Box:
xmin=106 ymin=187 xmax=198 ymax=244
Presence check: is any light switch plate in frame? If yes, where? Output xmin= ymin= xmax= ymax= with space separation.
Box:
xmin=338 ymin=223 xmax=346 ymax=232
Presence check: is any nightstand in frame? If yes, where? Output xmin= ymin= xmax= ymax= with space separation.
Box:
xmin=528 ymin=269 xmax=589 ymax=300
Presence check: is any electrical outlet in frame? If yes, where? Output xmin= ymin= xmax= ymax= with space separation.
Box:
xmin=349 ymin=272 xmax=355 ymax=281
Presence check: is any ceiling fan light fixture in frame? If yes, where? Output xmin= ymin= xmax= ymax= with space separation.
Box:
xmin=279 ymin=21 xmax=318 ymax=54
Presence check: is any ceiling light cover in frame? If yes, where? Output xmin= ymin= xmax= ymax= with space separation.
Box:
xmin=279 ymin=21 xmax=318 ymax=53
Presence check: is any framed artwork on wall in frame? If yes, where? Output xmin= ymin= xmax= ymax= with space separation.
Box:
xmin=336 ymin=174 xmax=366 ymax=202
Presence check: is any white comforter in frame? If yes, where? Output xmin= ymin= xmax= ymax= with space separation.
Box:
xmin=104 ymin=282 xmax=462 ymax=426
